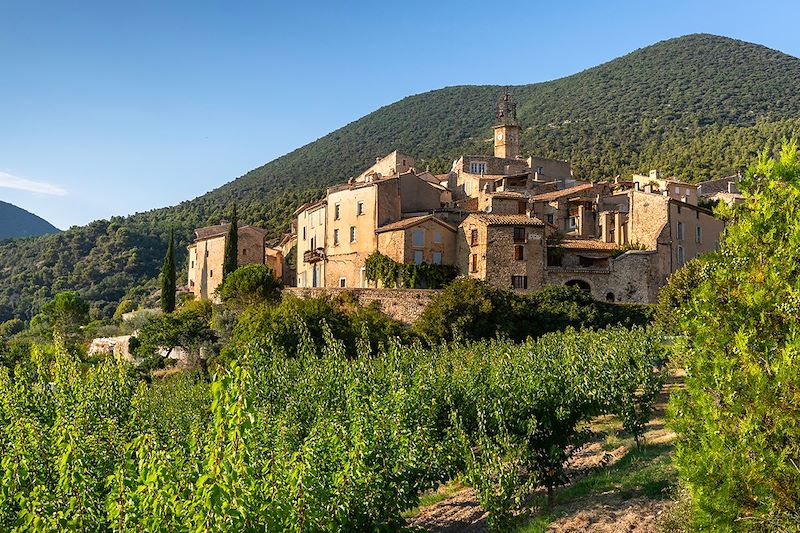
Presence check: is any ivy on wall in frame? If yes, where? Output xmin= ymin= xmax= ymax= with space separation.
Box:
xmin=364 ymin=252 xmax=457 ymax=289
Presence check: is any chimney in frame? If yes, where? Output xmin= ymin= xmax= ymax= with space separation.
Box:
xmin=643 ymin=184 xmax=652 ymax=194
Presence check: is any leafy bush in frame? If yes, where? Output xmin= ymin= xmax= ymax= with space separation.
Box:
xmin=216 ymin=263 xmax=281 ymax=310
xmin=414 ymin=279 xmax=653 ymax=343
xmin=669 ymin=142 xmax=800 ymax=528
xmin=0 ymin=325 xmax=664 ymax=531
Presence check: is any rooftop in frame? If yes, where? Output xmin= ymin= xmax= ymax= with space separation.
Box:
xmin=555 ymin=239 xmax=623 ymax=251
xmin=531 ymin=183 xmax=596 ymax=202
xmin=194 ymin=223 xmax=266 ymax=241
xmin=375 ymin=214 xmax=456 ymax=234
xmin=470 ymin=213 xmax=545 ymax=226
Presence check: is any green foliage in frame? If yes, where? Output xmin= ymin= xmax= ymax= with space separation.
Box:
xmin=1 ymin=35 xmax=799 ymax=320
xmin=112 ymin=299 xmax=137 ymax=322
xmin=134 ymin=300 xmax=216 ymax=361
xmin=226 ymin=296 xmax=357 ymax=361
xmin=30 ymin=291 xmax=89 ymax=345
xmin=216 ymin=264 xmax=281 ymax=310
xmin=0 ymin=319 xmax=24 ymax=339
xmin=668 ymin=141 xmax=800 ymax=529
xmin=0 ymin=326 xmax=664 ymax=531
xmin=222 ymin=204 xmax=238 ymax=280
xmin=414 ymin=279 xmax=653 ymax=343
xmin=364 ymin=251 xmax=457 ymax=288
xmin=160 ymin=229 xmax=176 ymax=313
xmin=654 ymin=257 xmax=713 ymax=335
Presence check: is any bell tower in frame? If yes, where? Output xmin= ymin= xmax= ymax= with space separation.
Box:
xmin=493 ymin=92 xmax=520 ymax=159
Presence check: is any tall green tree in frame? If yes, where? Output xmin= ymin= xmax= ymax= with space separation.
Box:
xmin=670 ymin=141 xmax=800 ymax=529
xmin=160 ymin=228 xmax=176 ymax=313
xmin=223 ymin=204 xmax=238 ymax=280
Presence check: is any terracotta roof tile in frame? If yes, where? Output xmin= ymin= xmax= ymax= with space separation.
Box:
xmin=375 ymin=215 xmax=456 ymax=233
xmin=531 ymin=183 xmax=596 ymax=201
xmin=194 ymin=224 xmax=266 ymax=241
xmin=470 ymin=213 xmax=545 ymax=226
xmin=556 ymin=239 xmax=622 ymax=251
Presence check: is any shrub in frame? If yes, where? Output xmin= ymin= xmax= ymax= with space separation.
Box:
xmin=215 ymin=264 xmax=281 ymax=310
xmin=669 ymin=142 xmax=800 ymax=528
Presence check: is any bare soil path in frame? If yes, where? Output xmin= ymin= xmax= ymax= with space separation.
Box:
xmin=406 ymin=375 xmax=683 ymax=533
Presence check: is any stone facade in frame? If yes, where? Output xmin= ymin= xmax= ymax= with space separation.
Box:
xmin=295 ymin=165 xmax=450 ymax=289
xmin=376 ymin=215 xmax=457 ymax=272
xmin=187 ymin=225 xmax=276 ymax=301
xmin=458 ymin=214 xmax=548 ymax=292
xmin=284 ymin=287 xmax=436 ymax=324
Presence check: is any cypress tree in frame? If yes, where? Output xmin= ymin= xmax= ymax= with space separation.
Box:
xmin=161 ymin=228 xmax=176 ymax=313
xmin=223 ymin=203 xmax=238 ymax=280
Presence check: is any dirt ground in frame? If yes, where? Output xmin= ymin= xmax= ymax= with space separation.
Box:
xmin=407 ymin=377 xmax=682 ymax=533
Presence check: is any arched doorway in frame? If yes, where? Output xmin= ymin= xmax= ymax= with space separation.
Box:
xmin=606 ymin=292 xmax=615 ymax=302
xmin=565 ymin=279 xmax=591 ymax=292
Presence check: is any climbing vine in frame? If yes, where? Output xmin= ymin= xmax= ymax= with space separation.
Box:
xmin=364 ymin=252 xmax=457 ymax=289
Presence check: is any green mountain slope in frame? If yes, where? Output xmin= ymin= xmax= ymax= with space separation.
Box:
xmin=2 ymin=33 xmax=800 ymax=320
xmin=0 ymin=201 xmax=59 ymax=240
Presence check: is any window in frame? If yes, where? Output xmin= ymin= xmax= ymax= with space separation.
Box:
xmin=191 ymin=261 xmax=194 ymax=269
xmin=302 ymin=226 xmax=306 ymax=240
xmin=210 ymin=270 xmax=213 ymax=278
xmin=677 ymin=221 xmax=684 ymax=241
xmin=470 ymin=228 xmax=479 ymax=246
xmin=334 ymin=203 xmax=341 ymax=220
xmin=434 ymin=231 xmax=442 ymax=244
xmin=242 ymin=248 xmax=247 ymax=256
xmin=518 ymin=200 xmax=527 ymax=215
xmin=695 ymin=226 xmax=702 ymax=244
xmin=339 ymin=277 xmax=347 ymax=288
xmin=546 ymin=213 xmax=554 ymax=225
xmin=412 ymin=229 xmax=424 ymax=247
xmin=536 ymin=166 xmax=544 ymax=174
xmin=333 ymin=229 xmax=340 ymax=246
xmin=357 ymin=201 xmax=364 ymax=216
xmin=568 ymin=216 xmax=577 ymax=229
xmin=511 ymin=275 xmax=528 ymax=290
xmin=513 ymin=227 xmax=526 ymax=243
xmin=677 ymin=245 xmax=685 ymax=267
xmin=350 ymin=226 xmax=356 ymax=243
xmin=606 ymin=292 xmax=615 ymax=302
xmin=471 ymin=254 xmax=478 ymax=273
xmin=514 ymin=245 xmax=525 ymax=261
xmin=432 ymin=251 xmax=442 ymax=265
xmin=470 ymin=162 xmax=487 ymax=174
xmin=319 ymin=210 xmax=324 ymax=224
xmin=205 ymin=250 xmax=209 ymax=257
xmin=677 ymin=204 xmax=682 ymax=214
xmin=414 ymin=250 xmax=424 ymax=265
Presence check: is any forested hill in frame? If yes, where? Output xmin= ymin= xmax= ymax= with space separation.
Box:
xmin=2 ymin=33 xmax=800 ymax=320
xmin=0 ymin=201 xmax=59 ymax=240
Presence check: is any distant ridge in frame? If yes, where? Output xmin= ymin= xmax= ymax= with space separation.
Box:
xmin=2 ymin=33 xmax=800 ymax=320
xmin=0 ymin=200 xmax=59 ymax=240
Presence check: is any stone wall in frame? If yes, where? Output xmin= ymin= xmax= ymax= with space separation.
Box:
xmin=284 ymin=287 xmax=438 ymax=324
xmin=544 ymin=250 xmax=660 ymax=304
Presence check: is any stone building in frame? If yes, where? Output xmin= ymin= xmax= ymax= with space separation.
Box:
xmin=187 ymin=224 xmax=283 ymax=301
xmin=294 ymin=156 xmax=452 ymax=288
xmin=696 ymin=175 xmax=745 ymax=205
xmin=285 ymin=93 xmax=728 ymax=304
xmin=458 ymin=213 xmax=548 ymax=291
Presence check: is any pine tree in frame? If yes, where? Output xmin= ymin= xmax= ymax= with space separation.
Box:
xmin=161 ymin=228 xmax=176 ymax=313
xmin=223 ymin=204 xmax=238 ymax=280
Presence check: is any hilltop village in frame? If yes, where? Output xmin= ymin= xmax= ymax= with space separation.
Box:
xmin=187 ymin=94 xmax=740 ymax=305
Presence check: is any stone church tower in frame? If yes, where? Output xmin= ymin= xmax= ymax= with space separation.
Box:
xmin=492 ymin=92 xmax=520 ymax=159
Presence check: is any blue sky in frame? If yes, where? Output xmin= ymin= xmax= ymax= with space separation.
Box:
xmin=1 ymin=0 xmax=798 ymax=229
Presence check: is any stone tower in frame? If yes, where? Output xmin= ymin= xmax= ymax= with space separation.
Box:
xmin=492 ymin=92 xmax=520 ymax=159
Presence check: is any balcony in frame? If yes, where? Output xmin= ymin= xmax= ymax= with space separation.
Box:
xmin=303 ymin=249 xmax=323 ymax=263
